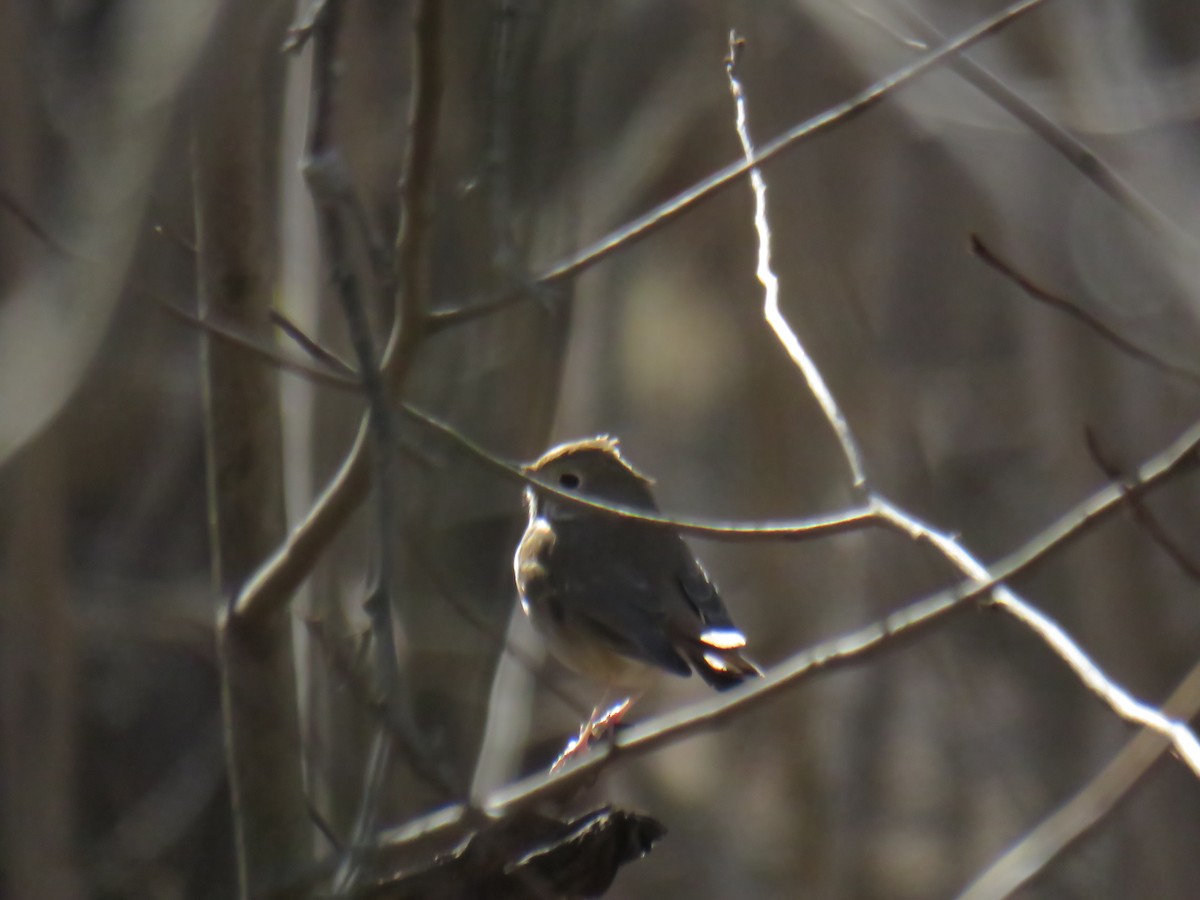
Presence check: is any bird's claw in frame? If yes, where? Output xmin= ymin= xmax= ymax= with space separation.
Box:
xmin=549 ymin=697 xmax=633 ymax=772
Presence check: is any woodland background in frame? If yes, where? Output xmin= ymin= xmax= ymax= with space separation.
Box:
xmin=2 ymin=0 xmax=1200 ymax=897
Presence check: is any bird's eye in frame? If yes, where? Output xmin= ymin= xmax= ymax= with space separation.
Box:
xmin=558 ymin=472 xmax=581 ymax=489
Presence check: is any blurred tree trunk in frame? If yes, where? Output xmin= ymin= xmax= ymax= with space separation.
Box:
xmin=0 ymin=435 xmax=84 ymax=900
xmin=292 ymin=2 xmax=588 ymax=835
xmin=195 ymin=1 xmax=310 ymax=895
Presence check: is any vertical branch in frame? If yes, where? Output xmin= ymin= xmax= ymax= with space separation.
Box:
xmin=230 ymin=0 xmax=445 ymax=629
xmin=387 ymin=0 xmax=441 ymax=370
xmin=195 ymin=4 xmax=309 ymax=896
xmin=723 ymin=32 xmax=868 ymax=489
xmin=301 ymin=0 xmax=455 ymax=890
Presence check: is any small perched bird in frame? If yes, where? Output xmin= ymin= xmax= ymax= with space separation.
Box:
xmin=514 ymin=436 xmax=759 ymax=764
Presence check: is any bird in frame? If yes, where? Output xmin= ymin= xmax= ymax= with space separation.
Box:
xmin=514 ymin=436 xmax=759 ymax=767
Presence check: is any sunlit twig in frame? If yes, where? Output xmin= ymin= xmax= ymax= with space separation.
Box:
xmin=284 ymin=414 xmax=1200 ymax=889
xmin=957 ymin=658 xmax=1200 ymax=899
xmin=724 ymin=30 xmax=867 ymax=488
xmin=429 ymin=0 xmax=1050 ymax=328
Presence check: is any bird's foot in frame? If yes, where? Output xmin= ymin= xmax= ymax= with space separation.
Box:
xmin=549 ymin=697 xmax=634 ymax=772
xmin=591 ymin=696 xmax=633 ymax=733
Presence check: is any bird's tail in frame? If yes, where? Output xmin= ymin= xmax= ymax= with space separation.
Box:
xmin=687 ymin=645 xmax=762 ymax=691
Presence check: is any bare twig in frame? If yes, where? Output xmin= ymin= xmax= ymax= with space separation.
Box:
xmin=269 ymin=307 xmax=357 ymax=377
xmin=89 ymin=714 xmax=226 ymax=893
xmin=305 ymin=797 xmax=343 ymax=853
xmin=971 ymin=234 xmax=1200 ymax=386
xmin=0 ymin=186 xmax=70 ymax=255
xmin=166 ymin=303 xmax=359 ymax=391
xmin=873 ymin=491 xmax=1200 ymax=781
xmin=719 ymin=27 xmax=1200 ymax=868
xmin=957 ymin=657 xmax=1200 ymax=899
xmin=995 ymin=594 xmax=1200 ymax=774
xmin=428 ymin=0 xmax=1051 ymax=328
xmin=301 ymin=0 xmax=455 ymax=890
xmin=230 ymin=0 xmax=443 ymax=628
xmin=875 ymin=0 xmax=1200 ymax=257
xmin=0 ymin=186 xmax=356 ymax=397
xmin=843 ymin=2 xmax=927 ymax=50
xmin=150 ymin=218 xmax=198 ymax=258
xmin=405 ymin=541 xmax=589 ymax=719
xmin=278 ymin=414 xmax=1200 ymax=884
xmin=724 ymin=30 xmax=867 ymax=488
xmin=172 ymin=294 xmax=883 ymax=541
xmin=398 ymin=399 xmax=881 ymax=540
xmin=230 ymin=0 xmax=1050 ymax=625
xmin=1085 ymin=428 xmax=1200 ymax=581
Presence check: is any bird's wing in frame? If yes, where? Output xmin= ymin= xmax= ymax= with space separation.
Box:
xmin=675 ymin=549 xmax=741 ymax=639
xmin=673 ymin=545 xmax=759 ymax=689
xmin=557 ymin=551 xmax=692 ymax=678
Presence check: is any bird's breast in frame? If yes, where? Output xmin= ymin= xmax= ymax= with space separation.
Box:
xmin=534 ymin=608 xmax=659 ymax=690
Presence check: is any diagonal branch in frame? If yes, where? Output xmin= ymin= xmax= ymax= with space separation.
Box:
xmin=299 ymin=0 xmax=456 ymax=890
xmin=956 ymin=656 xmax=1200 ymax=899
xmin=971 ymin=234 xmax=1200 ymax=386
xmin=1085 ymin=428 xmax=1200 ymax=581
xmin=169 ymin=294 xmax=885 ymax=542
xmin=230 ymin=0 xmax=443 ymax=627
xmin=872 ymin=0 xmax=1200 ymax=257
xmin=428 ymin=0 xmax=1052 ymax=329
xmin=270 ymin=413 xmax=1200 ymax=888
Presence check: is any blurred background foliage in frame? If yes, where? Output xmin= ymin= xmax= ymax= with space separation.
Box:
xmin=2 ymin=0 xmax=1200 ymax=897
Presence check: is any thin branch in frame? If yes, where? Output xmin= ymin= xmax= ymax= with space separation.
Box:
xmin=0 ymin=183 xmax=356 ymax=398
xmin=877 ymin=0 xmax=1200 ymax=258
xmin=874 ymin=494 xmax=1200 ymax=781
xmin=994 ymin=593 xmax=1200 ymax=775
xmin=88 ymin=715 xmax=226 ymax=893
xmin=843 ymin=2 xmax=927 ymax=50
xmin=428 ymin=0 xmax=1051 ymax=328
xmin=294 ymin=413 xmax=1200 ymax=880
xmin=302 ymin=1 xmax=455 ymax=891
xmin=193 ymin=0 xmax=312 ymax=887
xmin=719 ymin=19 xmax=1200 ymax=807
xmin=172 ymin=296 xmax=882 ymax=542
xmin=0 ymin=186 xmax=70 ymax=255
xmin=389 ymin=0 xmax=441 ymax=346
xmin=723 ymin=30 xmax=867 ymax=488
xmin=268 ymin=307 xmax=358 ymax=377
xmin=1085 ymin=428 xmax=1200 ymax=581
xmin=164 ymin=303 xmax=359 ymax=391
xmin=228 ymin=0 xmax=1051 ymax=625
xmin=397 ymin=399 xmax=881 ymax=540
xmin=229 ymin=0 xmax=443 ymax=629
xmin=305 ymin=798 xmax=343 ymax=853
xmin=957 ymin=657 xmax=1200 ymax=899
xmin=971 ymin=234 xmax=1200 ymax=386
xmin=150 ymin=219 xmax=198 ymax=258
xmin=406 ymin=541 xmax=589 ymax=719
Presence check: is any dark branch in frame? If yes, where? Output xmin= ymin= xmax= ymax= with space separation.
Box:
xmin=1084 ymin=427 xmax=1200 ymax=581
xmin=887 ymin=1 xmax=1199 ymax=257
xmin=971 ymin=234 xmax=1200 ymax=386
xmin=317 ymin=413 xmax=1200 ymax=877
xmin=429 ymin=0 xmax=1052 ymax=329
